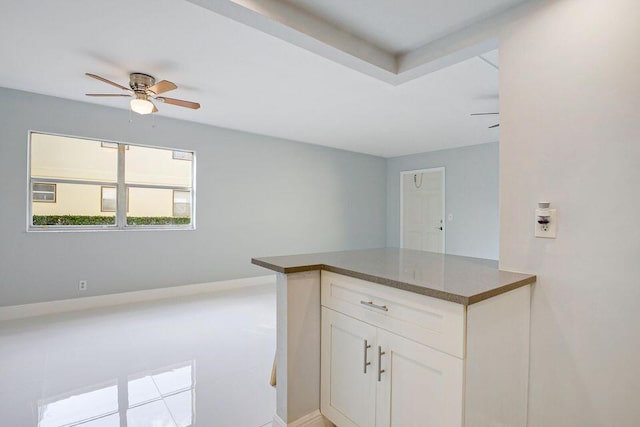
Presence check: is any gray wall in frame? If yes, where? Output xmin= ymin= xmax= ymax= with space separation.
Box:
xmin=500 ymin=0 xmax=640 ymax=425
xmin=386 ymin=142 xmax=499 ymax=260
xmin=0 ymin=88 xmax=386 ymax=307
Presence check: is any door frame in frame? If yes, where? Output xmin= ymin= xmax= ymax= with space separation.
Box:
xmin=399 ymin=167 xmax=446 ymax=253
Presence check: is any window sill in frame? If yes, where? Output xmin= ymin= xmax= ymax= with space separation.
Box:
xmin=27 ymin=225 xmax=196 ymax=233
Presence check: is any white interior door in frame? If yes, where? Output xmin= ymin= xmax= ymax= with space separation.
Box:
xmin=376 ymin=329 xmax=464 ymax=427
xmin=321 ymin=307 xmax=378 ymax=427
xmin=401 ymin=168 xmax=444 ymax=253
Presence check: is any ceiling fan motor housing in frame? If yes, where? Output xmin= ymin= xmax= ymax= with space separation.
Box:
xmin=129 ymin=73 xmax=155 ymax=92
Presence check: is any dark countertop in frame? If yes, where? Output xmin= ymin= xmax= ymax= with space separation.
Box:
xmin=252 ymin=248 xmax=535 ymax=305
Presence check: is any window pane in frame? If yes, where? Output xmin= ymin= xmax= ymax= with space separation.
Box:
xmin=32 ymin=183 xmax=115 ymax=226
xmin=127 ymin=187 xmax=190 ymax=226
xmin=29 ymin=132 xmax=194 ymax=231
xmin=33 ymin=183 xmax=55 ymax=192
xmin=126 ymin=145 xmax=192 ymax=187
xmin=31 ymin=133 xmax=117 ymax=182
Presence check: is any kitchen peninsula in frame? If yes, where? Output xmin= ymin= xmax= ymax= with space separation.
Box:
xmin=252 ymin=248 xmax=536 ymax=427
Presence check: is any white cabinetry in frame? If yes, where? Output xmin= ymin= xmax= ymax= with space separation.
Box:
xmin=375 ymin=329 xmax=463 ymax=427
xmin=321 ymin=308 xmax=377 ymax=427
xmin=320 ymin=271 xmax=530 ymax=427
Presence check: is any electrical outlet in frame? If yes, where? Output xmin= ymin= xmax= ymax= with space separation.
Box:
xmin=534 ymin=209 xmax=557 ymax=238
xmin=79 ymin=280 xmax=88 ymax=291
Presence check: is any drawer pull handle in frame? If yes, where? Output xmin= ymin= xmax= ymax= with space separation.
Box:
xmin=360 ymin=300 xmax=389 ymax=312
xmin=378 ymin=346 xmax=386 ymax=382
xmin=363 ymin=339 xmax=371 ymax=374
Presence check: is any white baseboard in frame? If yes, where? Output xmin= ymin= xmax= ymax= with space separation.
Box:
xmin=273 ymin=410 xmax=334 ymax=427
xmin=0 ymin=274 xmax=276 ymax=321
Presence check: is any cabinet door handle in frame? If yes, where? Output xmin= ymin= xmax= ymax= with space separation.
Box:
xmin=360 ymin=300 xmax=389 ymax=312
xmin=378 ymin=346 xmax=386 ymax=382
xmin=363 ymin=340 xmax=371 ymax=373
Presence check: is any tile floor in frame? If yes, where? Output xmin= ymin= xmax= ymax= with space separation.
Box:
xmin=0 ymin=283 xmax=277 ymax=427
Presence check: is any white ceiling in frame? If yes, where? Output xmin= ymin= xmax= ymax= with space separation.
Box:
xmin=0 ymin=0 xmax=501 ymax=158
xmin=279 ymin=0 xmax=528 ymax=54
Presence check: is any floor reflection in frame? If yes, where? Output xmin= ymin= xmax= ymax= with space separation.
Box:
xmin=0 ymin=284 xmax=276 ymax=426
xmin=39 ymin=361 xmax=195 ymax=427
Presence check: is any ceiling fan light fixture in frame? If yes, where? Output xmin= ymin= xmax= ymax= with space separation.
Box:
xmin=86 ymin=72 xmax=199 ymax=114
xmin=130 ymin=96 xmax=154 ymax=115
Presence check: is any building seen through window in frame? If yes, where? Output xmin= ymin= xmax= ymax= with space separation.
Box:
xmin=29 ymin=132 xmax=195 ymax=230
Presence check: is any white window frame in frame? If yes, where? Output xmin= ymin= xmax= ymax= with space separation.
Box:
xmin=27 ymin=131 xmax=197 ymax=232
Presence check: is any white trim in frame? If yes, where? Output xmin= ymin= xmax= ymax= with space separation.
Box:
xmin=399 ymin=167 xmax=446 ymax=253
xmin=187 ymin=0 xmax=538 ymax=85
xmin=0 ymin=274 xmax=276 ymax=321
xmin=273 ymin=410 xmax=334 ymax=427
xmin=31 ymin=177 xmax=119 ymax=187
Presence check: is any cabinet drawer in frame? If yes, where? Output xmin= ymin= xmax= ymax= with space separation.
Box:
xmin=321 ymin=271 xmax=465 ymax=358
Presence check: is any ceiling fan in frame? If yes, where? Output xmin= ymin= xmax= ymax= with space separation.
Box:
xmin=470 ymin=112 xmax=499 ymax=129
xmin=85 ymin=72 xmax=200 ymax=115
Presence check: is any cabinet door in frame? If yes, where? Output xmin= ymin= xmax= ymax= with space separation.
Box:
xmin=376 ymin=329 xmax=463 ymax=427
xmin=322 ymin=307 xmax=378 ymax=427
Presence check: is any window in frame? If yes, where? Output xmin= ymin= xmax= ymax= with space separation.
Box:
xmin=101 ymin=186 xmax=116 ymax=212
xmin=101 ymin=186 xmax=129 ymax=212
xmin=32 ymin=183 xmax=56 ymax=202
xmin=101 ymin=141 xmax=118 ymax=149
xmin=101 ymin=141 xmax=129 ymax=149
xmin=172 ymin=150 xmax=193 ymax=161
xmin=173 ymin=190 xmax=191 ymax=217
xmin=29 ymin=132 xmax=195 ymax=230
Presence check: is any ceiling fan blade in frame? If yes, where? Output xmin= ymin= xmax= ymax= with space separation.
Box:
xmin=489 ymin=124 xmax=500 ymax=129
xmin=86 ymin=93 xmax=131 ymax=97
xmin=157 ymin=97 xmax=200 ymax=110
xmin=85 ymin=73 xmax=130 ymax=91
xmin=152 ymin=101 xmax=158 ymax=113
xmin=470 ymin=112 xmax=499 ymax=116
xmin=147 ymin=80 xmax=177 ymax=95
